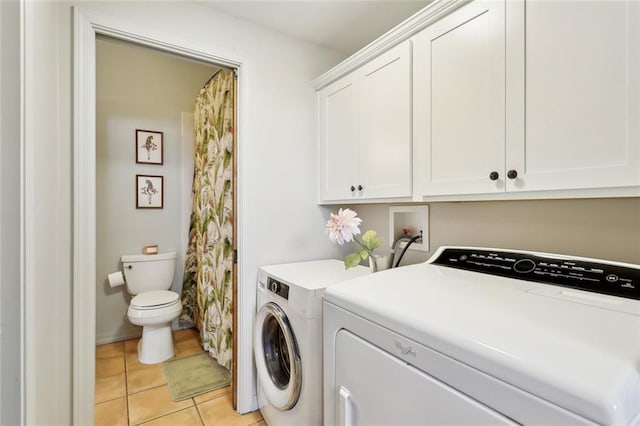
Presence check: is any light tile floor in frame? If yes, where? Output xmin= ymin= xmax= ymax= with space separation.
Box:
xmin=96 ymin=328 xmax=264 ymax=425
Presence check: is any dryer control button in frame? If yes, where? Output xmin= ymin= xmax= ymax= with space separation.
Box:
xmin=513 ymin=259 xmax=536 ymax=274
xmin=606 ymin=274 xmax=619 ymax=283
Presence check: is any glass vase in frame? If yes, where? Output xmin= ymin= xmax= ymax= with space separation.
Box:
xmin=369 ymin=254 xmax=389 ymax=273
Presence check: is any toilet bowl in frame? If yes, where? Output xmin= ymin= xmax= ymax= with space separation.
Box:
xmin=127 ymin=290 xmax=182 ymax=364
xmin=121 ymin=252 xmax=182 ymax=364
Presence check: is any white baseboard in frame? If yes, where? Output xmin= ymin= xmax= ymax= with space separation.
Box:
xmin=95 ymin=322 xmax=194 ymax=345
xmin=95 ymin=330 xmax=141 ymax=345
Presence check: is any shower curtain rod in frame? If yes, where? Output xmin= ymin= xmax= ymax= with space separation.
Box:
xmin=202 ymin=67 xmax=237 ymax=89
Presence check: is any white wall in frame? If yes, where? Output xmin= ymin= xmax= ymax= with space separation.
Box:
xmin=21 ymin=1 xmax=74 ymax=423
xmin=26 ymin=0 xmax=346 ymax=422
xmin=349 ymin=198 xmax=640 ymax=266
xmin=0 ymin=1 xmax=22 ymax=424
xmin=95 ymin=37 xmax=217 ymax=344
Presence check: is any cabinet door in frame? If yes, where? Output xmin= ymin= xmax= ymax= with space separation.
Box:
xmin=415 ymin=0 xmax=506 ymax=196
xmin=319 ymin=75 xmax=359 ymax=201
xmin=506 ymin=0 xmax=640 ymax=192
xmin=358 ymin=41 xmax=412 ymax=199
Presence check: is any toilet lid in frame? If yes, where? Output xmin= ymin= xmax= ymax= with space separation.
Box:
xmin=131 ymin=290 xmax=180 ymax=310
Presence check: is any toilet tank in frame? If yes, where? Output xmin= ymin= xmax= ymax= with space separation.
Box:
xmin=121 ymin=252 xmax=176 ymax=295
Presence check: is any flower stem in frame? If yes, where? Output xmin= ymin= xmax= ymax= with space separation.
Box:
xmin=353 ymin=236 xmax=374 ymax=257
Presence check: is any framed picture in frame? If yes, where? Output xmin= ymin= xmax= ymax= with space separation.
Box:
xmin=136 ymin=175 xmax=164 ymax=209
xmin=136 ymin=129 xmax=163 ymax=165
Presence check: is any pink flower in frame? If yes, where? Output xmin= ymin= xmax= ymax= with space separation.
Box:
xmin=326 ymin=208 xmax=362 ymax=245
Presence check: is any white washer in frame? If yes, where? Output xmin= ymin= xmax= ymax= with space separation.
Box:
xmin=324 ymin=246 xmax=640 ymax=425
xmin=254 ymin=259 xmax=369 ymax=426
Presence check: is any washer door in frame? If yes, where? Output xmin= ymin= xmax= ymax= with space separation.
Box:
xmin=254 ymin=302 xmax=302 ymax=410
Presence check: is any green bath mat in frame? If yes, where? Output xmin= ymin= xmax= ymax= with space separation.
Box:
xmin=164 ymin=352 xmax=231 ymax=401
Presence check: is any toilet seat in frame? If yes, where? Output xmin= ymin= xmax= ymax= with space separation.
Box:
xmin=130 ymin=290 xmax=179 ymax=310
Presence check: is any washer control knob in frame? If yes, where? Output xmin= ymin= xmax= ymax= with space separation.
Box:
xmin=269 ymin=280 xmax=280 ymax=293
xmin=513 ymin=258 xmax=536 ymax=273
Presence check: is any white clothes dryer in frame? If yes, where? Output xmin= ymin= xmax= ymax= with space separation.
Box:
xmin=323 ymin=247 xmax=640 ymax=425
xmin=254 ymin=259 xmax=369 ymax=426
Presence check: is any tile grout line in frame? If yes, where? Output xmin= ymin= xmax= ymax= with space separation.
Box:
xmin=135 ymin=407 xmax=201 ymax=426
xmin=131 ymin=406 xmax=193 ymax=426
xmin=125 ymin=349 xmax=131 ymax=426
xmin=126 ymin=382 xmax=166 ymax=397
xmin=94 ymin=392 xmax=126 ymax=406
xmin=194 ymin=399 xmax=206 ymax=426
xmin=125 ymin=366 xmax=184 ymax=424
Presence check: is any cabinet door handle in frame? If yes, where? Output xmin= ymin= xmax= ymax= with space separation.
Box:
xmin=357 ymin=185 xmax=363 ymax=191
xmin=489 ymin=171 xmax=499 ymax=181
xmin=507 ymin=169 xmax=518 ymax=180
xmin=350 ymin=185 xmax=355 ymax=192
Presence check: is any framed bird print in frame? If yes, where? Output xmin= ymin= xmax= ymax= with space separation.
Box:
xmin=136 ymin=129 xmax=163 ymax=165
xmin=136 ymin=175 xmax=164 ymax=209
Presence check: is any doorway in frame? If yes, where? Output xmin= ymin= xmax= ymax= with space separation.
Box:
xmin=94 ymin=36 xmax=220 ymax=346
xmin=74 ymin=11 xmax=245 ymax=424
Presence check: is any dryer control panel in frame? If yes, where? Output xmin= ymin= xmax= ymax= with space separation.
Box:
xmin=432 ymin=248 xmax=640 ymax=300
xmin=267 ymin=277 xmax=290 ymax=300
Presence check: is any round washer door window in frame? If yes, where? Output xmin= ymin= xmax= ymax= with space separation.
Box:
xmin=254 ymin=302 xmax=302 ymax=410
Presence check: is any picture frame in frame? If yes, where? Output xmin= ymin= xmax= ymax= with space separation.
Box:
xmin=136 ymin=174 xmax=164 ymax=209
xmin=136 ymin=129 xmax=164 ymax=165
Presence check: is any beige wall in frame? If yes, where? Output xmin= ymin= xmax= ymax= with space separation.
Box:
xmin=96 ymin=37 xmax=217 ymax=343
xmin=350 ymin=198 xmax=640 ymax=266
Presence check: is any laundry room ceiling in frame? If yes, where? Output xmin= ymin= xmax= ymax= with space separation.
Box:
xmin=200 ymin=1 xmax=432 ymax=55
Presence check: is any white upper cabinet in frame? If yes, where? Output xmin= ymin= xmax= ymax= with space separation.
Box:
xmin=414 ymin=0 xmax=640 ymax=198
xmin=316 ymin=0 xmax=640 ymax=203
xmin=318 ymin=41 xmax=412 ymax=202
xmin=414 ymin=0 xmax=506 ymax=196
xmin=319 ymin=75 xmax=359 ymax=201
xmin=506 ymin=0 xmax=640 ymax=192
xmin=358 ymin=42 xmax=412 ymax=199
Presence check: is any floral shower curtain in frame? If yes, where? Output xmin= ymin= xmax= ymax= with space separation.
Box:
xmin=180 ymin=69 xmax=235 ymax=370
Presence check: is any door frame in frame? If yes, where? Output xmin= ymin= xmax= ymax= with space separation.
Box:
xmin=73 ymin=7 xmax=247 ymax=424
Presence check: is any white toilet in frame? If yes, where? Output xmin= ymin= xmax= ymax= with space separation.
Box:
xmin=121 ymin=252 xmax=182 ymax=364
